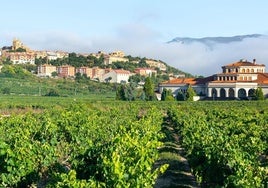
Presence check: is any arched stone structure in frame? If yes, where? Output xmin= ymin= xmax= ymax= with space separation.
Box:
xmin=229 ymin=88 xmax=235 ymax=98
xmin=220 ymin=88 xmax=226 ymax=98
xmin=248 ymin=89 xmax=255 ymax=97
xmin=238 ymin=88 xmax=247 ymax=98
xmin=212 ymin=88 xmax=217 ymax=98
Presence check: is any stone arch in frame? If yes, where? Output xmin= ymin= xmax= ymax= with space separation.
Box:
xmin=238 ymin=88 xmax=247 ymax=99
xmin=212 ymin=88 xmax=217 ymax=98
xmin=248 ymin=89 xmax=255 ymax=97
xmin=229 ymin=88 xmax=235 ymax=98
xmin=220 ymin=88 xmax=226 ymax=98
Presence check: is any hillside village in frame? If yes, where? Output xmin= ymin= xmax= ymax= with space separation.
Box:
xmin=0 ymin=38 xmax=185 ymax=84
xmin=1 ymin=38 xmax=268 ymax=101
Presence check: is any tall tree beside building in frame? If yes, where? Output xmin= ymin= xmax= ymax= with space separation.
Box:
xmin=185 ymin=85 xmax=195 ymax=101
xmin=255 ymin=87 xmax=264 ymax=100
xmin=143 ymin=77 xmax=155 ymax=101
xmin=161 ymin=88 xmax=174 ymax=101
xmin=176 ymin=91 xmax=185 ymax=101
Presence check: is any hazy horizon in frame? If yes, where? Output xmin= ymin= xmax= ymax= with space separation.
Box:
xmin=1 ymin=0 xmax=268 ymax=76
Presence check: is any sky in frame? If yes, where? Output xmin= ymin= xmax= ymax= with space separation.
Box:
xmin=1 ymin=0 xmax=268 ymax=76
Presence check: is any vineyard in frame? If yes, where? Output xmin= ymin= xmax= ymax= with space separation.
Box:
xmin=0 ymin=100 xmax=267 ymax=187
xmin=0 ymin=102 xmax=168 ymax=187
xmin=167 ymin=102 xmax=268 ymax=187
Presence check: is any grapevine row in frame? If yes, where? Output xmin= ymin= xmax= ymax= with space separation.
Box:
xmin=168 ymin=102 xmax=268 ymax=187
xmin=0 ymin=103 xmax=168 ymax=187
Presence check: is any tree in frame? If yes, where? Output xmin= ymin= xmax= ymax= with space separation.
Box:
xmin=176 ymin=91 xmax=185 ymax=101
xmin=161 ymin=88 xmax=174 ymax=101
xmin=104 ymin=77 xmax=112 ymax=83
xmin=185 ymin=85 xmax=196 ymax=101
xmin=116 ymin=85 xmax=126 ymax=100
xmin=45 ymin=89 xmax=60 ymax=97
xmin=51 ymin=71 xmax=58 ymax=78
xmin=75 ymin=72 xmax=82 ymax=82
xmin=255 ymin=87 xmax=264 ymax=100
xmin=139 ymin=58 xmax=148 ymax=67
xmin=143 ymin=77 xmax=155 ymax=101
xmin=2 ymin=87 xmax=11 ymax=94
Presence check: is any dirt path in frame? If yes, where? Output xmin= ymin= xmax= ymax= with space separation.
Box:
xmin=154 ymin=117 xmax=200 ymax=188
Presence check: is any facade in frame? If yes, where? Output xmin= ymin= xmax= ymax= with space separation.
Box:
xmin=159 ymin=59 xmax=268 ymax=99
xmin=4 ymin=51 xmax=35 ymax=64
xmin=134 ymin=68 xmax=157 ymax=76
xmin=57 ymin=65 xmax=75 ymax=78
xmin=76 ymin=67 xmax=93 ymax=78
xmin=103 ymin=56 xmax=128 ymax=65
xmin=109 ymin=51 xmax=125 ymax=57
xmin=37 ymin=64 xmax=57 ymax=77
xmin=102 ymin=69 xmax=131 ymax=83
xmin=91 ymin=67 xmax=106 ymax=80
xmin=146 ymin=60 xmax=167 ymax=71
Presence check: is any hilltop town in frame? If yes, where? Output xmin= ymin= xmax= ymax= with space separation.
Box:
xmin=0 ymin=38 xmax=187 ymax=84
xmin=1 ymin=38 xmax=268 ymax=101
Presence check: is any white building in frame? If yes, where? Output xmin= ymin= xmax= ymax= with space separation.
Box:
xmin=159 ymin=59 xmax=268 ymax=99
xmin=102 ymin=69 xmax=131 ymax=83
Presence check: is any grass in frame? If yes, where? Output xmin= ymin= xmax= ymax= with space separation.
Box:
xmin=0 ymin=76 xmax=117 ymax=97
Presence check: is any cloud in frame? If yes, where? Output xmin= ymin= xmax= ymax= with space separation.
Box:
xmin=2 ymin=28 xmax=268 ymax=77
xmin=87 ymin=31 xmax=268 ymax=76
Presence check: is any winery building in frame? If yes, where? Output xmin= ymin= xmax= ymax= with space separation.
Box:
xmin=158 ymin=59 xmax=268 ymax=100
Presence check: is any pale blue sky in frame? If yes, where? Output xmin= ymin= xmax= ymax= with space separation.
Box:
xmin=1 ymin=0 xmax=268 ymax=75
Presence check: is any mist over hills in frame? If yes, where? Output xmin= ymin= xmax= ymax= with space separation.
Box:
xmin=168 ymin=34 xmax=264 ymax=48
xmin=163 ymin=34 xmax=268 ymax=76
xmin=2 ymin=32 xmax=268 ymax=77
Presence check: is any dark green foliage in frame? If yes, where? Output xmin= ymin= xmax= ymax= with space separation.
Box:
xmin=48 ymin=53 xmax=104 ymax=68
xmin=128 ymin=74 xmax=145 ymax=83
xmin=143 ymin=77 xmax=155 ymax=101
xmin=75 ymin=72 xmax=89 ymax=83
xmin=161 ymin=88 xmax=174 ymax=101
xmin=116 ymin=85 xmax=126 ymax=100
xmin=0 ymin=104 xmax=168 ymax=187
xmin=176 ymin=91 xmax=185 ymax=101
xmin=2 ymin=87 xmax=10 ymax=94
xmin=255 ymin=87 xmax=264 ymax=100
xmin=51 ymin=71 xmax=58 ymax=77
xmin=8 ymin=47 xmax=26 ymax=52
xmin=138 ymin=58 xmax=148 ymax=67
xmin=167 ymin=102 xmax=268 ymax=187
xmin=115 ymin=82 xmax=142 ymax=101
xmin=185 ymin=85 xmax=196 ymax=101
xmin=0 ymin=65 xmax=33 ymax=79
xmin=45 ymin=89 xmax=60 ymax=97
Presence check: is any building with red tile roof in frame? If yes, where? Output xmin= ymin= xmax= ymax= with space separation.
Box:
xmin=159 ymin=59 xmax=268 ymax=99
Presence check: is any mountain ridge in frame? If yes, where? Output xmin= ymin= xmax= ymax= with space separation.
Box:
xmin=168 ymin=34 xmax=265 ymax=46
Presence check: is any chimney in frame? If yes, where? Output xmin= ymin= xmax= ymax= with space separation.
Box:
xmin=253 ymin=59 xmax=256 ymax=64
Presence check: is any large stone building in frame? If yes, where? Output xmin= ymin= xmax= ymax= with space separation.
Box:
xmin=159 ymin=59 xmax=268 ymax=100
xmin=12 ymin=38 xmax=30 ymax=52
